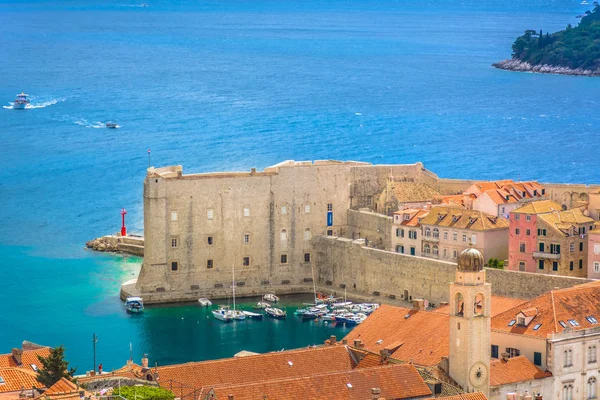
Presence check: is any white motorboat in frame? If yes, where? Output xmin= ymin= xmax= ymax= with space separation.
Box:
xmin=242 ymin=310 xmax=264 ymax=320
xmin=263 ymin=293 xmax=279 ymax=303
xmin=254 ymin=301 xmax=271 ymax=309
xmin=125 ymin=297 xmax=144 ymax=313
xmin=265 ymin=307 xmax=286 ymax=319
xmin=232 ymin=309 xmax=246 ymax=320
xmin=105 ymin=122 xmax=119 ymax=129
xmin=198 ymin=298 xmax=212 ymax=306
xmin=212 ymin=306 xmax=234 ymax=322
xmin=13 ymin=92 xmax=30 ymax=110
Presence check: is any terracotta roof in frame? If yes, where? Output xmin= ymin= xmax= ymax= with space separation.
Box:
xmin=420 ymin=206 xmax=509 ymax=231
xmin=0 ymin=348 xmax=50 ymax=373
xmin=0 ymin=367 xmax=41 ymax=393
xmin=433 ymin=296 xmax=527 ymax=317
xmin=155 ymin=346 xmax=356 ymax=397
xmin=343 ymin=305 xmax=450 ymax=367
xmin=538 ymin=208 xmax=594 ymax=236
xmin=512 ymin=200 xmax=562 ymax=215
xmin=490 ymin=356 xmax=551 ymax=386
xmin=201 ymin=364 xmax=432 ymax=400
xmin=355 ymin=352 xmax=384 ymax=369
xmin=427 ymin=393 xmax=488 ymax=400
xmin=491 ymin=281 xmax=600 ymax=338
xmin=485 ymin=189 xmax=519 ymax=205
xmin=392 ymin=182 xmax=443 ymax=203
xmin=394 ymin=209 xmax=430 ymax=227
xmin=43 ymin=378 xmax=77 ymax=396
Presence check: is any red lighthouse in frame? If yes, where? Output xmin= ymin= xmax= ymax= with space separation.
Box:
xmin=121 ymin=208 xmax=127 ymax=237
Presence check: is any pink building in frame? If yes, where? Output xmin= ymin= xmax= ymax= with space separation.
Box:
xmin=589 ymin=227 xmax=600 ymax=279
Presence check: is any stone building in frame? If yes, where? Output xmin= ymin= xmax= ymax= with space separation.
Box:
xmin=391 ymin=208 xmax=430 ymax=256
xmin=507 ymin=200 xmax=594 ymax=277
xmin=588 ymin=227 xmax=600 ymax=279
xmin=465 ymin=180 xmax=547 ymax=219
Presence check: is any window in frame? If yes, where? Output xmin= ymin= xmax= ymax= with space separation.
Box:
xmin=396 ymin=228 xmax=404 ymax=238
xmin=243 ymin=257 xmax=250 ymax=267
xmin=396 ymin=245 xmax=404 ymax=254
xmin=508 ymin=320 xmax=516 ymax=326
xmin=433 ymin=228 xmax=439 ymax=238
xmin=425 ymin=227 xmax=431 ymax=237
xmin=519 ymin=242 xmax=526 ymax=253
xmin=515 ymin=214 xmax=520 ymax=221
xmin=433 ymin=245 xmax=439 ymax=256
xmin=444 ymin=231 xmax=448 ymax=240
xmin=588 ymin=346 xmax=597 ymax=364
xmin=404 ymin=214 xmax=411 ymax=221
xmin=207 ymin=259 xmax=213 ymax=269
xmin=280 ymin=254 xmax=288 ymax=264
xmin=471 ymin=235 xmax=477 ymax=245
xmin=516 ymin=228 xmax=520 ymax=235
xmin=244 ymin=234 xmax=250 ymax=244
xmin=409 ymin=230 xmax=417 ymax=240
xmin=580 ymin=259 xmax=584 ymax=269
xmin=453 ymin=250 xmax=457 ymax=259
xmin=207 ymin=236 xmax=214 ymax=245
xmin=30 ymin=364 xmax=38 ymax=372
xmin=570 ymin=261 xmax=574 ymax=271
xmin=305 ymin=204 xmax=311 ymax=213
xmin=327 ymin=229 xmax=333 ymax=236
xmin=0 ymin=376 xmax=4 ymax=385
xmin=533 ymin=323 xmax=542 ymax=330
xmin=526 ymin=215 xmax=531 ymax=221
xmin=304 ymin=253 xmax=311 ymax=263
xmin=580 ymin=242 xmax=585 ymax=251
xmin=550 ymin=244 xmax=561 ymax=254
xmin=569 ymin=319 xmax=580 ymax=327
xmin=587 ymin=316 xmax=598 ymax=324
xmin=570 ymin=243 xmax=575 ymax=253
xmin=534 ymin=352 xmax=542 ymax=366
xmin=171 ymin=261 xmax=178 ymax=271
xmin=559 ymin=320 xmax=568 ymax=328
xmin=462 ymin=234 xmax=467 ymax=243
xmin=171 ymin=238 xmax=178 ymax=248
xmin=366 ymin=196 xmax=373 ymax=206
xmin=171 ymin=211 xmax=178 ymax=221
xmin=453 ymin=233 xmax=457 ymax=241
xmin=517 ymin=316 xmax=526 ymax=325
xmin=539 ymin=242 xmax=545 ymax=252
xmin=243 ymin=206 xmax=250 ymax=217
xmin=519 ymin=261 xmax=525 ymax=271
xmin=539 ymin=260 xmax=544 ymax=270
xmin=327 ymin=203 xmax=333 ymax=212
xmin=553 ymin=261 xmax=558 ymax=271
xmin=564 ymin=349 xmax=573 ymax=367
xmin=207 ymin=209 xmax=214 ymax=220
xmin=506 ymin=348 xmax=520 ymax=358
xmin=595 ymin=262 xmax=600 ymax=273
xmin=281 ymin=205 xmax=287 ymax=215
xmin=526 ymin=229 xmax=531 ymax=236
xmin=588 ymin=377 xmax=597 ymax=400
xmin=424 ymin=244 xmax=431 ymax=254
xmin=443 ymin=248 xmax=447 ymax=258
xmin=304 ymin=228 xmax=311 ymax=241
xmin=563 ymin=384 xmax=573 ymax=400
xmin=491 ymin=345 xmax=499 ymax=358
xmin=280 ymin=229 xmax=287 ymax=242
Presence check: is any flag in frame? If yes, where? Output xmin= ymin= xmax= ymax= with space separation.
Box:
xmin=147 ymin=148 xmax=151 ymax=154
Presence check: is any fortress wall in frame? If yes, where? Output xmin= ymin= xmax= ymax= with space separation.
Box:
xmin=436 ymin=179 xmax=476 ymax=195
xmin=346 ymin=209 xmax=393 ymax=250
xmin=313 ymin=236 xmax=591 ymax=306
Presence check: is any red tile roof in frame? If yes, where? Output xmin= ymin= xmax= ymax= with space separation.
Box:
xmin=492 ymin=281 xmax=600 ymax=338
xmin=433 ymin=296 xmax=527 ymax=318
xmin=427 ymin=393 xmax=488 ymax=400
xmin=343 ymin=305 xmax=450 ymax=367
xmin=201 ymin=364 xmax=432 ymax=400
xmin=0 ymin=348 xmax=50 ymax=373
xmin=0 ymin=368 xmax=41 ymax=393
xmin=490 ymin=356 xmax=551 ymax=386
xmin=43 ymin=378 xmax=78 ymax=396
xmin=155 ymin=346 xmax=356 ymax=397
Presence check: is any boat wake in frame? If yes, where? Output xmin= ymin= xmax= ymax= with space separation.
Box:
xmin=3 ymin=97 xmax=65 ymax=110
xmin=74 ymin=118 xmax=120 ymax=129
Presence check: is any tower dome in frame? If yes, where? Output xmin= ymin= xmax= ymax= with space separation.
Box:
xmin=457 ymin=247 xmax=484 ymax=272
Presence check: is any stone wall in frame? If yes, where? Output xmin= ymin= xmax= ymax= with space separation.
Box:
xmin=346 ymin=209 xmax=393 ymax=250
xmin=312 ymin=236 xmax=591 ymax=305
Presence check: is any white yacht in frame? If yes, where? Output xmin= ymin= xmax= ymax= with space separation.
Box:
xmin=198 ymin=298 xmax=212 ymax=306
xmin=13 ymin=92 xmax=30 ymax=110
xmin=212 ymin=306 xmax=234 ymax=322
xmin=263 ymin=293 xmax=279 ymax=303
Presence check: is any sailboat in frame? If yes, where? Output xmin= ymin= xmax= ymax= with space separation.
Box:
xmin=231 ymin=264 xmax=246 ymax=321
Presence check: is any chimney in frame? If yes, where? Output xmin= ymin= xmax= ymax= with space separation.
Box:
xmin=342 ymin=339 xmax=347 ymax=345
xmin=412 ymin=299 xmax=424 ymax=311
xmin=141 ymin=354 xmax=149 ymax=369
xmin=12 ymin=348 xmax=23 ymax=365
xmin=353 ymin=339 xmax=363 ymax=348
xmin=228 ymin=395 xmax=234 ymax=400
xmin=521 ymin=390 xmax=533 ymax=400
xmin=126 ymin=359 xmax=133 ymax=371
xmin=330 ymin=335 xmax=337 ymax=345
xmin=534 ymin=395 xmax=543 ymax=400
xmin=501 ymin=352 xmax=509 ymax=362
xmin=506 ymin=394 xmax=517 ymax=400
xmin=250 ymin=168 xmax=256 ymax=175
xmin=371 ymin=388 xmax=381 ymax=400
xmin=379 ymin=349 xmax=391 ymax=364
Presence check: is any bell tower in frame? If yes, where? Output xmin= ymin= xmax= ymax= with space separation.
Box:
xmin=449 ymin=246 xmax=491 ymax=397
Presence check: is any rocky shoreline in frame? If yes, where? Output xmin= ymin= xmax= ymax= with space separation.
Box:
xmin=86 ymin=234 xmax=144 ymax=256
xmin=493 ymin=59 xmax=600 ymax=77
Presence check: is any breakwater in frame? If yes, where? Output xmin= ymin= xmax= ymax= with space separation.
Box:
xmin=493 ymin=59 xmax=600 ymax=77
xmin=86 ymin=235 xmax=144 ymax=256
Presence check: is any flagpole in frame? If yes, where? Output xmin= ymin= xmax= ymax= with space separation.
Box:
xmin=147 ymin=149 xmax=151 ymax=168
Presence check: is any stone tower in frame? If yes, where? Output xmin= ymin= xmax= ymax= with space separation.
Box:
xmin=449 ymin=246 xmax=491 ymax=397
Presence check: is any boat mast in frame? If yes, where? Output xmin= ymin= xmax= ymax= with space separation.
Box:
xmin=311 ymin=260 xmax=317 ymax=305
xmin=232 ymin=264 xmax=236 ymax=312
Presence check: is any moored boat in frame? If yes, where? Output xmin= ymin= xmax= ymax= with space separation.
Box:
xmin=125 ymin=297 xmax=144 ymax=313
xmin=263 ymin=293 xmax=279 ymax=303
xmin=13 ymin=92 xmax=30 ymax=110
xmin=265 ymin=307 xmax=286 ymax=319
xmin=212 ymin=306 xmax=234 ymax=322
xmin=242 ymin=310 xmax=264 ymax=320
xmin=254 ymin=301 xmax=271 ymax=309
xmin=301 ymin=312 xmax=319 ymax=320
xmin=232 ymin=309 xmax=246 ymax=321
xmin=321 ymin=313 xmax=336 ymax=321
xmin=198 ymin=298 xmax=212 ymax=306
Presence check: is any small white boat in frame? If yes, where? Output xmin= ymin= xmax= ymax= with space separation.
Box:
xmin=125 ymin=297 xmax=144 ymax=313
xmin=321 ymin=314 xmax=336 ymax=321
xmin=198 ymin=298 xmax=212 ymax=306
xmin=212 ymin=306 xmax=234 ymax=322
xmin=254 ymin=301 xmax=271 ymax=309
xmin=232 ymin=309 xmax=246 ymax=320
xmin=263 ymin=293 xmax=279 ymax=303
xmin=581 ymin=1 xmax=589 ymax=4
xmin=242 ymin=311 xmax=264 ymax=320
xmin=13 ymin=92 xmax=30 ymax=110
xmin=105 ymin=122 xmax=119 ymax=129
xmin=265 ymin=307 xmax=286 ymax=319
xmin=331 ymin=301 xmax=353 ymax=309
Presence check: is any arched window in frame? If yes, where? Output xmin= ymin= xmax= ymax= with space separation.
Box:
xmin=425 ymin=227 xmax=431 ymax=237
xmin=304 ymin=228 xmax=311 ymax=241
xmin=455 ymin=292 xmax=464 ymax=316
xmin=474 ymin=293 xmax=484 ymax=316
xmin=280 ymin=229 xmax=287 ymax=242
xmin=588 ymin=377 xmax=597 ymax=400
xmin=433 ymin=228 xmax=439 ymax=238
xmin=433 ymin=245 xmax=439 ymax=256
xmin=563 ymin=384 xmax=573 ymax=400
xmin=424 ymin=244 xmax=431 ymax=254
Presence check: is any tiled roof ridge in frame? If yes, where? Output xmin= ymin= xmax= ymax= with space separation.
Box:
xmin=551 ymin=290 xmax=559 ymax=334
xmin=156 ymin=344 xmax=349 ymax=370
xmin=0 ymin=367 xmax=38 ymax=378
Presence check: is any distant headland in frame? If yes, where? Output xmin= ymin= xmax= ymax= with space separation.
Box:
xmin=494 ymin=4 xmax=600 ymax=76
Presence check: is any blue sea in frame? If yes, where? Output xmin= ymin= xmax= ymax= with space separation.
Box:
xmin=1 ymin=0 xmax=598 ymax=371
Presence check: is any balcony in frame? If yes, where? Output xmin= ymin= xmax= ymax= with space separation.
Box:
xmin=533 ymin=251 xmax=561 ymax=260
xmin=423 ymin=235 xmax=439 ymax=242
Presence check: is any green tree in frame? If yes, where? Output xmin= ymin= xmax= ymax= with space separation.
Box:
xmin=36 ymin=345 xmax=76 ymax=388
xmin=115 ymin=386 xmax=175 ymax=400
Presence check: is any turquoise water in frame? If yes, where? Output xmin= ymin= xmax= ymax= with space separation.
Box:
xmin=1 ymin=0 xmax=599 ymax=370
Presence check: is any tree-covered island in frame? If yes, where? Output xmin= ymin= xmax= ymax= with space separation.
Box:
xmin=493 ymin=4 xmax=600 ymax=76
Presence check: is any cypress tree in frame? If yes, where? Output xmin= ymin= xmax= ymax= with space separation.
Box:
xmin=36 ymin=346 xmax=76 ymax=388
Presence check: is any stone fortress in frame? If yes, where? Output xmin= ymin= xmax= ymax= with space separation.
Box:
xmin=121 ymin=160 xmax=598 ymax=305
